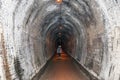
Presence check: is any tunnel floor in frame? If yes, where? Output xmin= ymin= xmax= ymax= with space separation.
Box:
xmin=39 ymin=52 xmax=89 ymax=80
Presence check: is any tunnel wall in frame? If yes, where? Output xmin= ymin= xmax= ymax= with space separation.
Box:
xmin=0 ymin=0 xmax=120 ymax=80
xmin=98 ymin=1 xmax=120 ymax=80
xmin=72 ymin=1 xmax=120 ymax=80
xmin=71 ymin=0 xmax=120 ymax=80
xmin=0 ymin=0 xmax=48 ymax=80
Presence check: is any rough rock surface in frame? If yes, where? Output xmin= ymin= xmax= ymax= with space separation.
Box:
xmin=0 ymin=0 xmax=120 ymax=80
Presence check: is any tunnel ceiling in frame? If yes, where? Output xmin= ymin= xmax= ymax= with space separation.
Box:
xmin=26 ymin=0 xmax=97 ymax=41
xmin=26 ymin=0 xmax=101 ymax=58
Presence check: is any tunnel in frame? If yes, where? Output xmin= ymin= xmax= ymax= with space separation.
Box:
xmin=0 ymin=0 xmax=120 ymax=80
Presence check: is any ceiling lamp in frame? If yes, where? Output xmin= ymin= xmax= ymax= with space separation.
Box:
xmin=56 ymin=0 xmax=63 ymax=4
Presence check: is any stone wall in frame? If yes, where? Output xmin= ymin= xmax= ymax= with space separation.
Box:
xmin=0 ymin=0 xmax=47 ymax=80
xmin=0 ymin=0 xmax=120 ymax=80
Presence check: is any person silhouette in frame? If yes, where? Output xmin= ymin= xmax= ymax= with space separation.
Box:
xmin=57 ymin=45 xmax=62 ymax=57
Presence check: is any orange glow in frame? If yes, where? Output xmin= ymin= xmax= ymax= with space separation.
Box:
xmin=56 ymin=0 xmax=62 ymax=4
xmin=53 ymin=52 xmax=69 ymax=62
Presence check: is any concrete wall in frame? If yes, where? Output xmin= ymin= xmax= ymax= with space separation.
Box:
xmin=0 ymin=0 xmax=120 ymax=80
xmin=0 ymin=0 xmax=47 ymax=79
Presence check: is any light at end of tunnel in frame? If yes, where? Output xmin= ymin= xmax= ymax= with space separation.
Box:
xmin=56 ymin=0 xmax=63 ymax=4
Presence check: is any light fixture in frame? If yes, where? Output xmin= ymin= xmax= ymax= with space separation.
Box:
xmin=56 ymin=0 xmax=63 ymax=4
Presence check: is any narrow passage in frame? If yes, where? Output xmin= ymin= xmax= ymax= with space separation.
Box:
xmin=39 ymin=52 xmax=89 ymax=80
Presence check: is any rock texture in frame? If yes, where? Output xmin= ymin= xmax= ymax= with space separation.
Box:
xmin=0 ymin=0 xmax=120 ymax=80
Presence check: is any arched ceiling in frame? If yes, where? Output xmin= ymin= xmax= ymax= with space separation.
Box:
xmin=28 ymin=0 xmax=97 ymax=49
